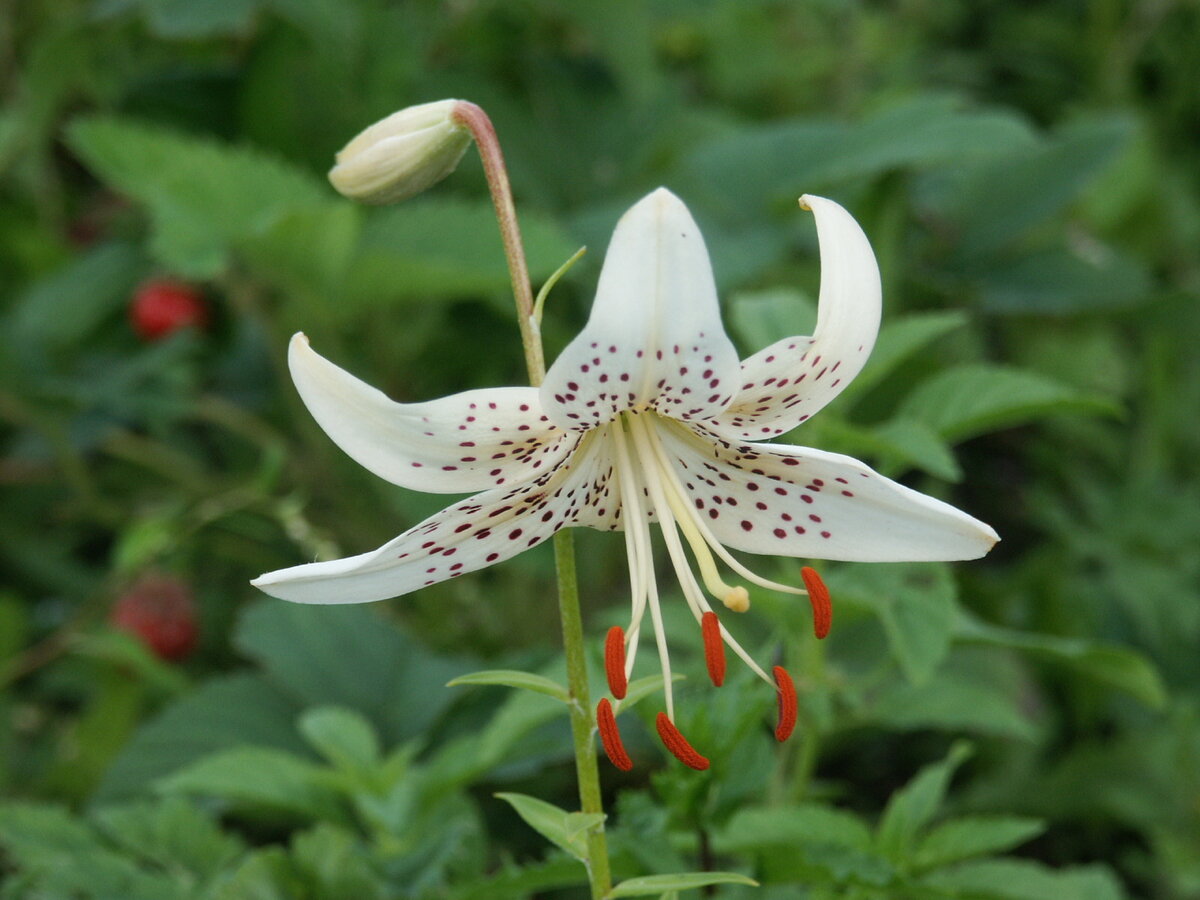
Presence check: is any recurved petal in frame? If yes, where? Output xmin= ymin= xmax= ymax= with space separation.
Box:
xmin=289 ymin=333 xmax=572 ymax=493
xmin=252 ymin=431 xmax=612 ymax=604
xmin=660 ymin=423 xmax=998 ymax=562
xmin=540 ymin=188 xmax=741 ymax=432
xmin=707 ymin=195 xmax=881 ymax=441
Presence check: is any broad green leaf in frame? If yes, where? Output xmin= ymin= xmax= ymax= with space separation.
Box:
xmin=92 ymin=798 xmax=245 ymax=881
xmin=494 ymin=792 xmax=599 ymax=862
xmin=899 ymin=364 xmax=1118 ymax=443
xmin=877 ymin=741 xmax=972 ymax=863
xmin=240 ymin=203 xmax=363 ymax=300
xmin=298 ymin=707 xmax=382 ymax=771
xmin=96 ymin=674 xmax=306 ymax=803
xmin=447 ymin=669 xmax=570 ymax=703
xmin=608 ymin=872 xmax=758 ymax=897
xmin=976 ymin=246 xmax=1153 ymax=315
xmin=848 ymin=311 xmax=969 ymax=398
xmin=234 ymin=599 xmax=463 ymax=745
xmin=445 ymin=856 xmax=589 ymax=900
xmin=958 ymin=615 xmax=1166 ymax=708
xmin=67 ymin=116 xmax=329 ymax=277
xmin=832 ymin=563 xmax=958 ymax=684
xmin=0 ymin=802 xmax=185 ymax=900
xmin=11 ymin=242 xmax=145 ymax=354
xmin=871 ymin=678 xmax=1037 ymax=741
xmin=806 ymin=94 xmax=1038 ymax=186
xmin=155 ymin=747 xmax=348 ymax=824
xmin=948 ymin=115 xmax=1136 ymax=257
xmin=341 ymin=200 xmax=577 ymax=305
xmin=913 ymin=816 xmax=1046 ymax=872
xmin=290 ymin=824 xmax=388 ymax=900
xmin=870 ymin=418 xmax=962 ymax=482
xmin=921 ymin=858 xmax=1127 ymax=900
xmin=714 ymin=804 xmax=874 ymax=853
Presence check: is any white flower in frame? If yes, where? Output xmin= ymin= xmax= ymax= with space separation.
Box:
xmin=253 ymin=189 xmax=997 ymax=769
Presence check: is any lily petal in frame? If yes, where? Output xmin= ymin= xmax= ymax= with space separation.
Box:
xmin=289 ymin=333 xmax=574 ymax=493
xmin=541 ymin=188 xmax=741 ymax=432
xmin=708 ymin=195 xmax=882 ymax=441
xmin=660 ymin=423 xmax=998 ymax=562
xmin=252 ymin=432 xmax=614 ymax=604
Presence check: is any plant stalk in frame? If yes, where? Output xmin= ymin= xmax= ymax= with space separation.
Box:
xmin=456 ymin=100 xmax=612 ymax=898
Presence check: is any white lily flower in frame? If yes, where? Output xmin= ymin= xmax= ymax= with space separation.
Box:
xmin=253 ymin=188 xmax=997 ymax=770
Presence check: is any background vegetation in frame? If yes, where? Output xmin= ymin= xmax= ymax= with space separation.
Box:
xmin=1 ymin=0 xmax=1198 ymax=897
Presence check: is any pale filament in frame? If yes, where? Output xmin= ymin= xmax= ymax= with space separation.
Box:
xmin=626 ymin=412 xmax=774 ymax=689
xmin=641 ymin=419 xmax=812 ymax=600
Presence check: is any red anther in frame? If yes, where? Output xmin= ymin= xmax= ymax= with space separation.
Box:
xmin=604 ymin=626 xmax=628 ymax=699
xmin=701 ymin=611 xmax=726 ymax=687
xmin=596 ymin=698 xmax=633 ymax=771
xmin=655 ymin=712 xmax=710 ymax=770
xmin=801 ymin=566 xmax=832 ymax=639
xmin=773 ymin=665 xmax=798 ymax=742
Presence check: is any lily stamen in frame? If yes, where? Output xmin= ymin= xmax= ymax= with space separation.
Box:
xmin=701 ymin=611 xmax=726 ymax=687
xmin=773 ymin=666 xmax=798 ymax=742
xmin=604 ymin=625 xmax=628 ymax=699
xmin=596 ymin=698 xmax=633 ymax=771
xmin=800 ymin=566 xmax=832 ymax=639
xmin=656 ymin=712 xmax=710 ymax=770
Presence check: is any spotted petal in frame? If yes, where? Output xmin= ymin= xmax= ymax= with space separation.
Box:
xmin=541 ymin=188 xmax=741 ymax=432
xmin=289 ymin=333 xmax=573 ymax=493
xmin=660 ymin=422 xmax=997 ymax=562
xmin=707 ymin=195 xmax=882 ymax=441
xmin=252 ymin=432 xmax=614 ymax=604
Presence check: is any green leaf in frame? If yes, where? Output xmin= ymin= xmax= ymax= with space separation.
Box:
xmin=922 ymin=858 xmax=1127 ymax=900
xmin=96 ymin=673 xmax=306 ymax=803
xmin=67 ymin=116 xmax=329 ymax=277
xmin=976 ymin=246 xmax=1153 ymax=315
xmin=947 ymin=115 xmax=1136 ymax=258
xmin=155 ymin=747 xmax=348 ymax=824
xmin=290 ymin=824 xmax=388 ymax=900
xmin=297 ymin=707 xmax=382 ymax=771
xmin=447 ymin=669 xmax=570 ymax=703
xmin=913 ymin=816 xmax=1046 ymax=872
xmin=899 ymin=364 xmax=1118 ymax=443
xmin=876 ymin=741 xmax=973 ymax=863
xmin=871 ymin=677 xmax=1037 ymax=741
xmin=234 ymin=599 xmax=463 ymax=745
xmin=870 ymin=418 xmax=963 ymax=482
xmin=494 ymin=792 xmax=599 ymax=862
xmin=608 ymin=872 xmax=759 ymax=897
xmin=92 ymin=798 xmax=246 ymax=881
xmin=957 ymin=615 xmax=1167 ymax=708
xmin=714 ymin=804 xmax=874 ymax=853
xmin=10 ymin=242 xmax=145 ymax=354
xmin=848 ymin=311 xmax=969 ymax=398
xmin=341 ymin=200 xmax=577 ymax=305
xmin=833 ymin=563 xmax=958 ymax=684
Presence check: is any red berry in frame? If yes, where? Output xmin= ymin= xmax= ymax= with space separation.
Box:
xmin=130 ymin=279 xmax=207 ymax=341
xmin=111 ymin=574 xmax=199 ymax=661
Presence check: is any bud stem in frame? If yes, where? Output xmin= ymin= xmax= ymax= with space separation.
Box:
xmin=450 ymin=102 xmax=546 ymax=386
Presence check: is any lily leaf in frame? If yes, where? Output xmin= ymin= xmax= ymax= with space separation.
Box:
xmin=493 ymin=792 xmax=601 ymax=862
xmin=447 ymin=670 xmax=570 ymax=703
xmin=607 ymin=872 xmax=758 ymax=897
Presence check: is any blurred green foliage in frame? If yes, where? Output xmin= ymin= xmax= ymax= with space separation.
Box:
xmin=1 ymin=0 xmax=1199 ymax=897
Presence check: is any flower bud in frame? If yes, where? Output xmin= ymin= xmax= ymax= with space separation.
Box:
xmin=328 ymin=99 xmax=472 ymax=204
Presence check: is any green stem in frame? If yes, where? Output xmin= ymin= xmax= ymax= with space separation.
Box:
xmin=554 ymin=530 xmax=613 ymax=895
xmin=457 ymin=100 xmax=612 ymax=899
